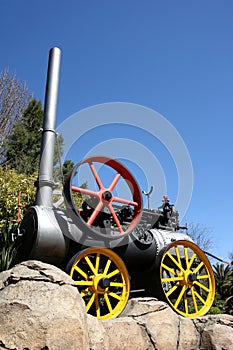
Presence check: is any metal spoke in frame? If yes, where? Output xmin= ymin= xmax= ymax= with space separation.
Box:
xmin=80 ymin=288 xmax=90 ymax=297
xmin=184 ymin=292 xmax=189 ymax=314
xmin=175 ymin=246 xmax=182 ymax=267
xmin=95 ymin=253 xmax=100 ymax=273
xmin=87 ymin=201 xmax=103 ymax=226
xmin=107 ymin=268 xmax=120 ymax=279
xmin=165 ymin=284 xmax=179 ymax=298
xmin=197 ymin=274 xmax=209 ymax=280
xmin=89 ymin=162 xmax=104 ymax=190
xmin=85 ymin=256 xmax=97 ymax=275
xmin=110 ymin=281 xmax=124 ymax=287
xmin=75 ymin=280 xmax=93 ymax=286
xmin=103 ymin=259 xmax=111 ymax=275
xmin=104 ymin=294 xmax=113 ymax=313
xmin=194 ymin=280 xmax=210 ymax=293
xmin=193 ymin=261 xmax=204 ymax=274
xmin=108 ymin=292 xmax=122 ymax=301
xmin=109 ymin=204 xmax=124 ymax=233
xmin=191 ymin=286 xmax=198 ymax=313
xmin=187 ymin=252 xmax=196 ymax=270
xmin=108 ymin=173 xmax=121 ymax=191
xmin=74 ymin=265 xmax=88 ymax=279
xmin=166 ymin=252 xmax=185 ymax=272
xmin=71 ymin=186 xmax=99 ymax=197
xmin=162 ymin=276 xmax=183 ymax=283
xmin=193 ymin=289 xmax=206 ymax=305
xmin=86 ymin=293 xmax=96 ymax=312
xmin=184 ymin=246 xmax=189 ymax=269
xmin=161 ymin=263 xmax=176 ymax=275
xmin=174 ymin=285 xmax=186 ymax=309
xmin=112 ymin=196 xmax=139 ymax=207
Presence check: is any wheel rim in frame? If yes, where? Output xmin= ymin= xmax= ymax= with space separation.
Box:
xmin=159 ymin=240 xmax=215 ymax=317
xmin=69 ymin=247 xmax=130 ymax=320
xmin=64 ymin=156 xmax=142 ymax=238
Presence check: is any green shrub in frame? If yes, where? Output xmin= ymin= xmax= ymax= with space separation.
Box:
xmin=0 ymin=167 xmax=36 ymax=271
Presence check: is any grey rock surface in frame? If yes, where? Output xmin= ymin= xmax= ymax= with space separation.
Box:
xmin=0 ymin=260 xmax=89 ymax=350
xmin=0 ymin=262 xmax=233 ymax=350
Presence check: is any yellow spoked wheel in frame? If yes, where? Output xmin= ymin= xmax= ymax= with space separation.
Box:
xmin=158 ymin=240 xmax=215 ymax=317
xmin=68 ymin=247 xmax=130 ymax=320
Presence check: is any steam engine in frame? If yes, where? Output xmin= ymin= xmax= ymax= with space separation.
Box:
xmin=17 ymin=47 xmax=215 ymax=320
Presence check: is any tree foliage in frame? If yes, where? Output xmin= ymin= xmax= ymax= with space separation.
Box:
xmin=0 ymin=69 xmax=32 ymax=162
xmin=211 ymin=262 xmax=233 ymax=315
xmin=213 ymin=263 xmax=233 ymax=299
xmin=4 ymin=99 xmax=43 ymax=175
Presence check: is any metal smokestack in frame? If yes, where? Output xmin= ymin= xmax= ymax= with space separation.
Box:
xmin=36 ymin=47 xmax=61 ymax=207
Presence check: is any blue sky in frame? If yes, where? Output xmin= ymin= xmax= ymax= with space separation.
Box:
xmin=1 ymin=1 xmax=233 ymax=262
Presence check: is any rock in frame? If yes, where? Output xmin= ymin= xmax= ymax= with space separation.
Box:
xmin=87 ymin=314 xmax=109 ymax=350
xmin=0 ymin=260 xmax=89 ymax=350
xmin=1 ymin=263 xmax=233 ymax=350
xmin=103 ymin=298 xmax=233 ymax=350
xmin=103 ymin=317 xmax=153 ymax=350
xmin=194 ymin=314 xmax=233 ymax=350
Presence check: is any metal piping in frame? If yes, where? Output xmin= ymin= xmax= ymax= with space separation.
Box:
xmin=36 ymin=47 xmax=61 ymax=207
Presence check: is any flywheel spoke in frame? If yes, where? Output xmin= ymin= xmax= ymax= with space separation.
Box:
xmin=112 ymin=196 xmax=139 ymax=207
xmin=71 ymin=186 xmax=99 ymax=197
xmin=108 ymin=204 xmax=124 ymax=233
xmin=87 ymin=201 xmax=104 ymax=225
xmin=108 ymin=173 xmax=121 ymax=191
xmin=89 ymin=162 xmax=104 ymax=190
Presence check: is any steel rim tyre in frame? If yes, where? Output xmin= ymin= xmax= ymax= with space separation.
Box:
xmin=158 ymin=240 xmax=215 ymax=317
xmin=68 ymin=247 xmax=130 ymax=320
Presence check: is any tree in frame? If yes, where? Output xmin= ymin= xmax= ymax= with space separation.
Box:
xmin=212 ymin=262 xmax=233 ymax=314
xmin=4 ymin=99 xmax=43 ymax=175
xmin=0 ymin=69 xmax=32 ymax=162
xmin=213 ymin=263 xmax=233 ymax=299
xmin=62 ymin=160 xmax=75 ymax=182
xmin=188 ymin=222 xmax=214 ymax=251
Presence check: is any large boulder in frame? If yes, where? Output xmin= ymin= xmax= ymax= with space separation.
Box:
xmin=0 ymin=260 xmax=89 ymax=350
xmin=103 ymin=298 xmax=233 ymax=350
xmin=0 ymin=261 xmax=233 ymax=350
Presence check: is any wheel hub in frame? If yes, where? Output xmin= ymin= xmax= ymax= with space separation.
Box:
xmin=99 ymin=277 xmax=111 ymax=289
xmin=103 ymin=191 xmax=112 ymax=201
xmin=188 ymin=273 xmax=197 ymax=282
xmin=91 ymin=274 xmax=111 ymax=293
